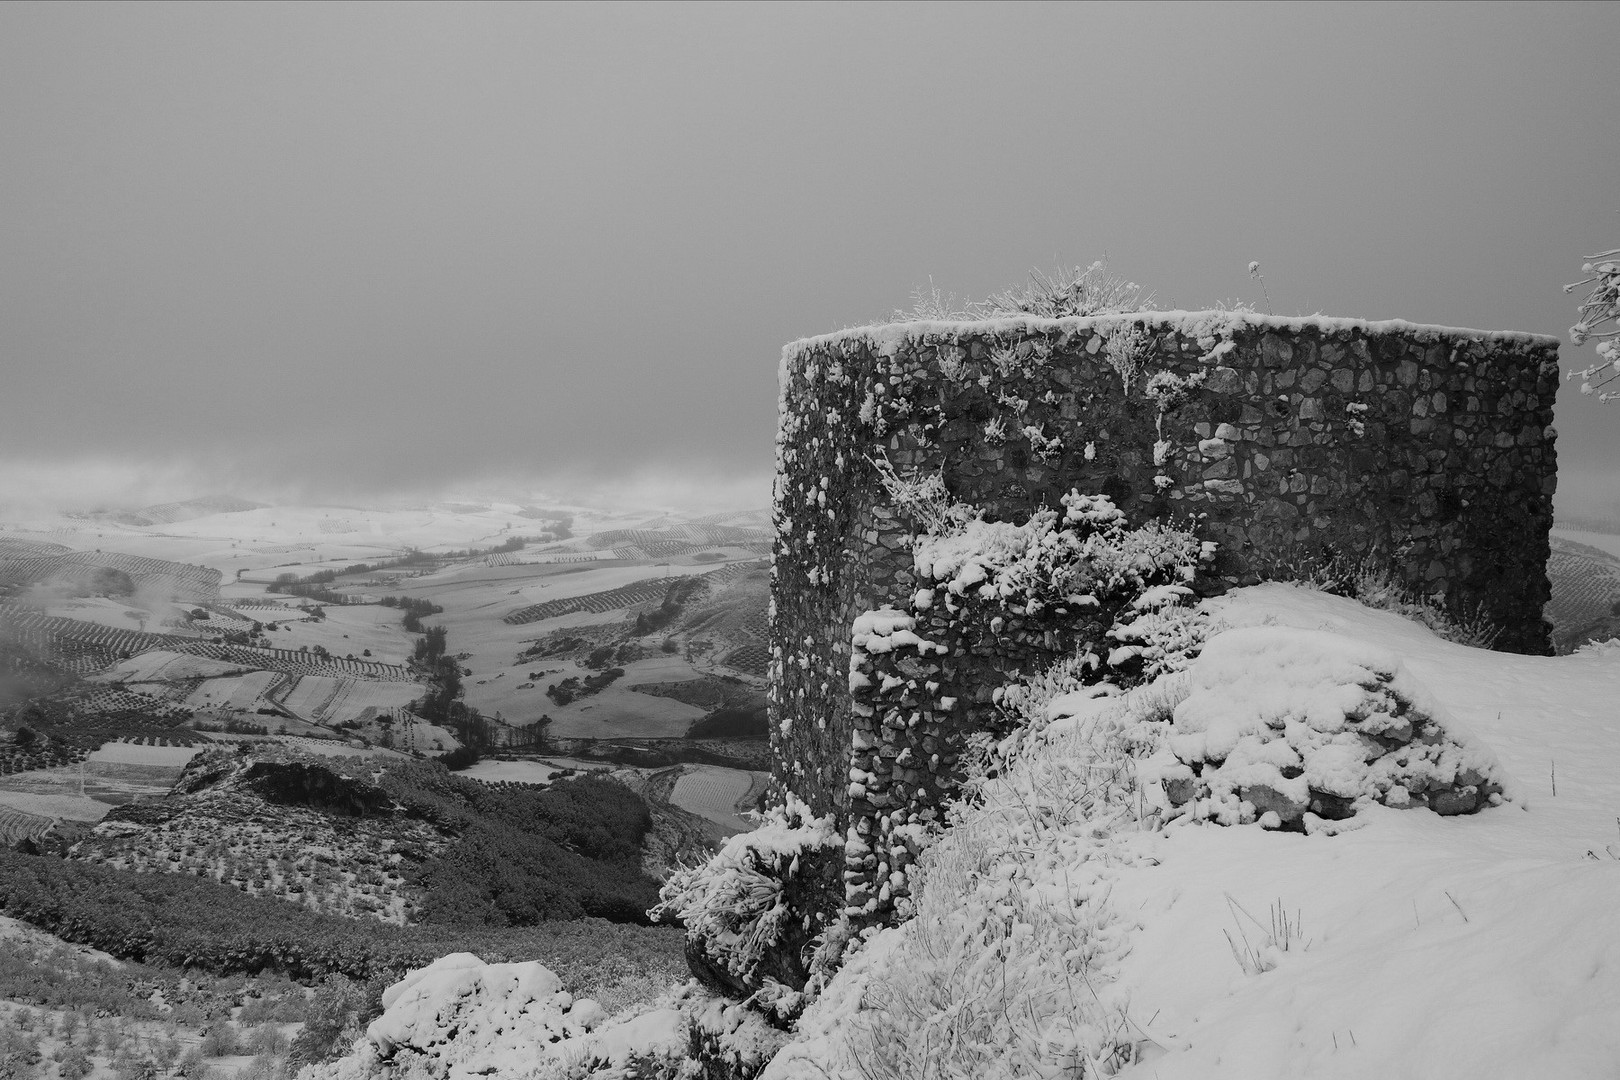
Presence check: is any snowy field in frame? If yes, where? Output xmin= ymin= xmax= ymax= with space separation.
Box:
xmin=460 ymin=759 xmax=564 ymax=786
xmin=0 ymin=738 xmax=200 ymax=824
xmin=84 ymin=740 xmax=200 ymax=767
xmin=669 ymin=766 xmax=759 ymax=832
xmin=184 ymin=670 xmax=283 ymax=711
xmin=771 ymin=583 xmax=1620 ymax=1080
xmin=0 ymin=790 xmax=111 ymax=822
xmin=277 ymin=674 xmax=421 ymax=725
xmin=99 ymin=648 xmax=254 ymax=683
xmin=1100 ymin=585 xmax=1620 ymax=1079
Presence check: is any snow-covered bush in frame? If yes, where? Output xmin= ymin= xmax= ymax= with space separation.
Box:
xmin=980 ymin=260 xmax=1156 ymax=319
xmin=868 ymin=454 xmax=972 ymax=536
xmin=295 ymin=953 xmax=685 ymax=1080
xmin=649 ymin=796 xmax=842 ymax=1020
xmin=886 ymin=260 xmax=1154 ymax=324
xmin=1268 ymin=551 xmax=1501 ymax=650
xmin=1139 ymin=626 xmax=1515 ymax=830
xmin=296 ymin=953 xmax=790 ymax=1080
xmin=1566 ymin=244 xmax=1620 ymax=401
xmin=837 ymin=478 xmax=1213 ymax=926
xmin=769 ymin=682 xmax=1180 ymax=1080
xmin=907 ymin=487 xmax=1213 ymax=685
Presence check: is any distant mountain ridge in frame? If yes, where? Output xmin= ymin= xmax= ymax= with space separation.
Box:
xmin=66 ymin=495 xmax=267 ymax=528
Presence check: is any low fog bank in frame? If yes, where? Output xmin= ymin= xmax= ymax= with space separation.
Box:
xmin=1553 ymin=469 xmax=1620 ymax=532
xmin=5 ymin=453 xmax=1614 ymax=534
xmin=0 ymin=455 xmax=772 ymax=520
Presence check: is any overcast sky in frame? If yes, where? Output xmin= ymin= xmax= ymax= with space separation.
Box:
xmin=1 ymin=2 xmax=1615 ymax=512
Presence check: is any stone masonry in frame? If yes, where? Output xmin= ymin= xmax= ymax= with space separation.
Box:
xmin=767 ymin=311 xmax=1561 ymax=907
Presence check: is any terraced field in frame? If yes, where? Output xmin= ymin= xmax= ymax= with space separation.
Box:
xmin=167 ymin=641 xmax=416 ymax=681
xmin=0 ymin=605 xmax=192 ymax=675
xmin=504 ymin=575 xmax=694 ymax=625
xmin=0 ymin=804 xmax=55 ymax=845
xmin=278 ymin=675 xmax=422 ymax=725
xmin=669 ymin=766 xmax=764 ymax=832
xmin=100 ymin=648 xmax=255 ymax=683
xmin=0 ymin=739 xmax=203 ymax=824
xmin=502 ymin=560 xmax=766 ymax=631
xmin=0 ymin=548 xmax=222 ymax=597
xmin=0 ymin=536 xmax=73 ymax=558
xmin=718 ymin=644 xmax=769 ymax=677
xmin=70 ymin=687 xmax=191 ymax=722
xmin=1 ymin=606 xmax=414 ymax=683
xmin=1547 ymin=534 xmax=1620 ymax=652
xmin=184 ymin=670 xmax=286 ymax=712
xmin=678 ymin=566 xmax=770 ymax=676
xmin=586 ymin=523 xmax=769 ymax=550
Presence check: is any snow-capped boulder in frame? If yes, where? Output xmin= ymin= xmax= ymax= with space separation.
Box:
xmin=367 ymin=953 xmax=580 ymax=1060
xmin=1143 ymin=626 xmax=1513 ymax=828
xmin=298 ymin=954 xmax=688 ymax=1080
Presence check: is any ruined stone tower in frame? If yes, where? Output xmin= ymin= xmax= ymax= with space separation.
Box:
xmin=768 ymin=311 xmax=1560 ymax=855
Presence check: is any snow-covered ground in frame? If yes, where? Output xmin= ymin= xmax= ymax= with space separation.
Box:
xmin=770 ymin=584 xmax=1620 ymax=1080
xmin=1104 ymin=585 xmax=1620 ymax=1079
xmin=284 ymin=582 xmax=1620 ymax=1079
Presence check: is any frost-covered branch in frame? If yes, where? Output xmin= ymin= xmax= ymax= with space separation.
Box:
xmin=1565 ymin=245 xmax=1620 ymax=402
xmin=868 ymin=454 xmax=975 ymax=535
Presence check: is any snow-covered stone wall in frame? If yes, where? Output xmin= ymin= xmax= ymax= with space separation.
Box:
xmin=769 ymin=312 xmax=1560 ymax=833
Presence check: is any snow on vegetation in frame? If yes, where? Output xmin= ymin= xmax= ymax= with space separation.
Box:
xmin=766 ymin=585 xmax=1620 ymax=1080
xmin=768 ymin=671 xmax=1171 ymax=1079
xmin=301 ymin=953 xmax=783 ymax=1080
xmin=896 ymin=481 xmax=1212 ymax=683
xmin=650 ymin=795 xmax=841 ymax=1017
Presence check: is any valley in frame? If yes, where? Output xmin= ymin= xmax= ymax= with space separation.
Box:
xmin=5 ymin=493 xmax=1616 ymax=1080
xmin=0 ymin=496 xmax=773 ymax=1077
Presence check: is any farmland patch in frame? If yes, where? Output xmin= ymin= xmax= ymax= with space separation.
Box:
xmin=462 ymin=759 xmax=564 ymax=786
xmin=184 ymin=670 xmax=285 ymax=712
xmin=668 ymin=766 xmax=761 ymax=832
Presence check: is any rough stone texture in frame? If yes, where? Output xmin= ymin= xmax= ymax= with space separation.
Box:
xmin=769 ymin=312 xmax=1560 ymax=905
xmin=841 ymin=599 xmax=1107 ymax=921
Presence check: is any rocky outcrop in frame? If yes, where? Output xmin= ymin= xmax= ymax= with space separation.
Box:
xmin=169 ymin=750 xmax=399 ymax=817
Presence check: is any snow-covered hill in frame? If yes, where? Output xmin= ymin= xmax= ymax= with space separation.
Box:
xmin=301 ymin=583 xmax=1620 ymax=1079
xmin=768 ymin=584 xmax=1620 ymax=1080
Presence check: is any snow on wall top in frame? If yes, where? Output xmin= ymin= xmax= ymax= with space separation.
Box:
xmin=782 ymin=310 xmax=1560 ymax=368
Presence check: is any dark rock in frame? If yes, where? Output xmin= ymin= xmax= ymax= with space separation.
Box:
xmin=1164 ymin=775 xmax=1198 ymax=806
xmin=1243 ymin=783 xmax=1306 ymax=823
xmin=1431 ymin=786 xmax=1481 ymax=816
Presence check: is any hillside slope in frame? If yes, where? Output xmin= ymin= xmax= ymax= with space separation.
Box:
xmin=67 ymin=747 xmax=667 ymax=927
xmin=768 ymin=584 xmax=1620 ymax=1080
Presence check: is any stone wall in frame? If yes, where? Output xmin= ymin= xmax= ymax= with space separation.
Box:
xmin=768 ymin=312 xmax=1561 ymax=837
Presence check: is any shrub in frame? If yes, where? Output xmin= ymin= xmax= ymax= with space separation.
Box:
xmin=0 ymin=847 xmax=683 ymax=986
xmin=795 ymin=679 xmax=1183 ymax=1079
xmin=200 ymin=1021 xmax=239 ymax=1057
xmin=650 ymin=795 xmax=842 ymax=1019
xmin=1276 ymin=551 xmax=1502 ymax=649
xmin=887 ymin=260 xmax=1154 ymax=324
xmin=57 ymin=1046 xmax=92 ymax=1080
xmin=894 ymin=476 xmax=1213 ymax=686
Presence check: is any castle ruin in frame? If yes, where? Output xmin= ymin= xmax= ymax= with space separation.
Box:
xmin=767 ymin=311 xmax=1560 ymax=917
